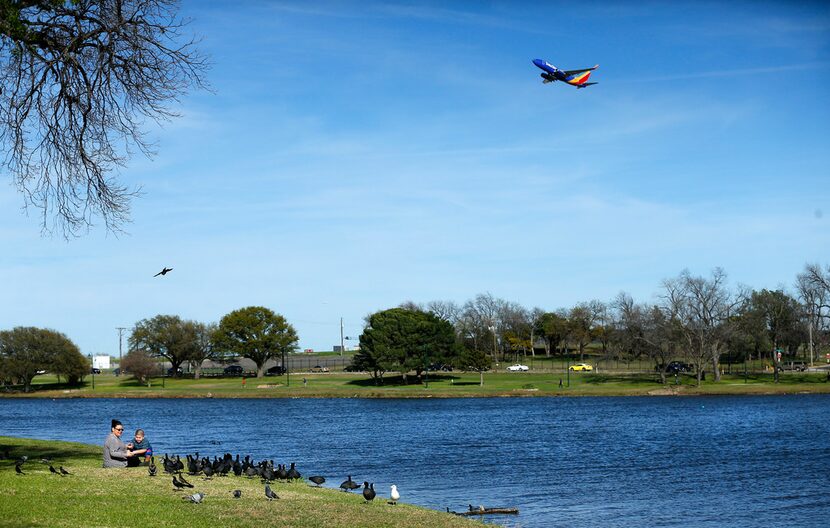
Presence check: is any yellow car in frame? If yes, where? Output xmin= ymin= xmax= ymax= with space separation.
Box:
xmin=569 ymin=363 xmax=594 ymax=372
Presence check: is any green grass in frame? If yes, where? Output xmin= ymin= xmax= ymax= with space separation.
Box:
xmin=0 ymin=436 xmax=485 ymax=528
xmin=4 ymin=368 xmax=830 ymax=399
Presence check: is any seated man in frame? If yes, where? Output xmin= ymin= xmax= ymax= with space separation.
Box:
xmin=126 ymin=428 xmax=153 ymax=467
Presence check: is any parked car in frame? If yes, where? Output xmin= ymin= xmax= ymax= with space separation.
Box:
xmin=266 ymin=365 xmax=286 ymax=376
xmin=569 ymin=363 xmax=594 ymax=371
xmin=90 ymin=368 xmax=101 ymax=375
xmin=507 ymin=364 xmax=530 ymax=372
xmin=429 ymin=363 xmax=454 ymax=372
xmin=223 ymin=365 xmax=244 ymax=376
xmin=310 ymin=365 xmax=330 ymax=373
xmin=781 ymin=361 xmax=808 ymax=372
xmin=656 ymin=361 xmax=692 ymax=374
xmin=167 ymin=367 xmax=183 ymax=376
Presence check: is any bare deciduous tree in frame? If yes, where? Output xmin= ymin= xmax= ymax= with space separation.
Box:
xmin=661 ymin=268 xmax=739 ymax=385
xmin=796 ymin=264 xmax=830 ymax=364
xmin=0 ymin=0 xmax=207 ymax=236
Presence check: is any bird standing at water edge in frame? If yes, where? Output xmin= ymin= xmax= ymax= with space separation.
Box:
xmin=309 ymin=475 xmax=325 ymax=487
xmin=390 ymin=484 xmax=400 ymax=505
xmin=362 ymin=481 xmax=376 ymax=503
xmin=340 ymin=475 xmax=360 ymax=492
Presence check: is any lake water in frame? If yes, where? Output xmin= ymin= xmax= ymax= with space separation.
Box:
xmin=1 ymin=395 xmax=828 ymax=527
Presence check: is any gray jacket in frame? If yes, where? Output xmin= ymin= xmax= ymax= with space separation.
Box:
xmin=103 ymin=432 xmax=129 ymax=468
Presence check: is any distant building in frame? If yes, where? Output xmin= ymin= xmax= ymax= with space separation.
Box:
xmin=92 ymin=355 xmax=111 ymax=369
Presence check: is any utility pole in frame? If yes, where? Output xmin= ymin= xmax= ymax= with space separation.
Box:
xmin=116 ymin=327 xmax=126 ymax=364
xmin=340 ymin=317 xmax=345 ymax=357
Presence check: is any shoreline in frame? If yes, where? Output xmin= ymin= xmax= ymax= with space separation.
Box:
xmin=3 ymin=386 xmax=829 ymax=399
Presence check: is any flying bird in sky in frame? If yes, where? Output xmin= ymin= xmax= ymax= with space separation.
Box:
xmin=154 ymin=267 xmax=173 ymax=277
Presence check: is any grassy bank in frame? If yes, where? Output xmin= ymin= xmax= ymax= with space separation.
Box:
xmin=0 ymin=436 xmax=484 ymax=528
xmin=3 ymin=370 xmax=830 ymax=398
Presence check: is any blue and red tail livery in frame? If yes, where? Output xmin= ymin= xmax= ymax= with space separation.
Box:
xmin=532 ymin=59 xmax=599 ymax=89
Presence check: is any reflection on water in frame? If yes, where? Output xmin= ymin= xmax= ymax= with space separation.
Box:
xmin=1 ymin=395 xmax=828 ymax=528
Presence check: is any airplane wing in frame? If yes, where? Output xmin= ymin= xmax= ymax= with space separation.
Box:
xmin=563 ymin=64 xmax=599 ymax=76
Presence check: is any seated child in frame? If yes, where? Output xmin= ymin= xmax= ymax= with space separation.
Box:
xmin=126 ymin=428 xmax=153 ymax=467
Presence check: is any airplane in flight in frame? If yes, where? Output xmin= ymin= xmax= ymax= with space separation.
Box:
xmin=532 ymin=59 xmax=598 ymax=89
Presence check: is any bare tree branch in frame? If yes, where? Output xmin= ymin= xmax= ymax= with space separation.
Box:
xmin=0 ymin=0 xmax=208 ymax=237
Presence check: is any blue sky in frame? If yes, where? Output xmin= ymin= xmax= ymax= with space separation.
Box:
xmin=1 ymin=0 xmax=828 ymax=355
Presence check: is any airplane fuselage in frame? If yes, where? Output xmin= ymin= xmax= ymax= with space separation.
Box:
xmin=532 ymin=59 xmax=569 ymax=83
xmin=532 ymin=58 xmax=598 ymax=89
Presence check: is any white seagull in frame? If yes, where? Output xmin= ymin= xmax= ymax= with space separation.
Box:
xmin=390 ymin=484 xmax=400 ymax=505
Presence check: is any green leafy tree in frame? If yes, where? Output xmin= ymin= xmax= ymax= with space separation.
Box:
xmin=358 ymin=308 xmax=460 ymax=384
xmin=120 ymin=349 xmax=157 ymax=386
xmin=213 ymin=306 xmax=298 ymax=378
xmin=0 ymin=327 xmax=84 ymax=392
xmin=51 ymin=338 xmax=89 ymax=385
xmin=458 ymin=346 xmax=491 ymax=387
xmin=746 ymin=289 xmax=804 ymax=382
xmin=129 ymin=315 xmax=194 ymax=376
xmin=187 ymin=321 xmax=218 ymax=380
xmin=536 ymin=311 xmax=569 ymax=357
xmin=0 ymin=0 xmax=207 ymax=236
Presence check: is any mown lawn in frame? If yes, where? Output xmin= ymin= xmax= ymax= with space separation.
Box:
xmin=0 ymin=436 xmax=484 ymax=528
xmin=4 ymin=368 xmax=830 ymax=399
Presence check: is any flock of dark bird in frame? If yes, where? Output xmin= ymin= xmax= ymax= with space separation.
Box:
xmin=150 ymin=451 xmax=390 ymax=505
xmin=11 ymin=456 xmax=71 ymax=477
xmin=9 ymin=450 xmax=394 ymax=507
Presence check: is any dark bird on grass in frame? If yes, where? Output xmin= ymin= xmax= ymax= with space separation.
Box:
xmin=232 ymin=489 xmax=242 ymax=499
xmin=264 ymin=484 xmax=279 ymax=501
xmin=362 ymin=482 xmax=376 ymax=503
xmin=244 ymin=466 xmax=258 ymax=479
xmin=286 ymin=462 xmax=301 ymax=480
xmin=172 ymin=476 xmax=187 ymax=490
xmin=154 ymin=267 xmax=173 ymax=277
xmin=175 ymin=455 xmax=184 ymax=472
xmin=15 ymin=463 xmax=25 ymax=475
xmin=308 ymin=475 xmax=325 ymax=487
xmin=49 ymin=465 xmax=60 ymax=475
xmin=182 ymin=492 xmax=204 ymax=504
xmin=202 ymin=464 xmax=214 ymax=480
xmin=148 ymin=457 xmax=157 ymax=476
xmin=340 ymin=475 xmax=360 ymax=492
xmin=177 ymin=474 xmax=194 ymax=488
xmin=163 ymin=454 xmax=177 ymax=474
xmin=59 ymin=466 xmax=71 ymax=476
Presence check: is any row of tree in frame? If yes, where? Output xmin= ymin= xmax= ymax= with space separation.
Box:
xmin=366 ymin=263 xmax=830 ymax=386
xmin=3 ymin=264 xmax=828 ymax=390
xmin=125 ymin=306 xmax=298 ymax=381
